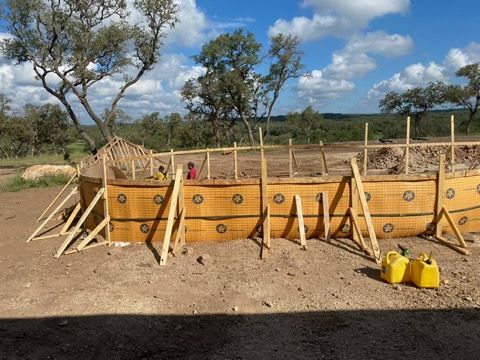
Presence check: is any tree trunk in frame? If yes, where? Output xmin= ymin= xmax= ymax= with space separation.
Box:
xmin=465 ymin=111 xmax=476 ymax=135
xmin=240 ymin=114 xmax=255 ymax=146
xmin=61 ymin=99 xmax=98 ymax=153
xmin=99 ymin=121 xmax=113 ymax=143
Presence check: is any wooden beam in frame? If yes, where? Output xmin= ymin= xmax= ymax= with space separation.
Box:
xmin=64 ymin=241 xmax=108 ymax=255
xmin=291 ymin=148 xmax=300 ymax=175
xmin=234 ymin=142 xmax=238 ymax=180
xmin=351 ymin=158 xmax=381 ymax=264
xmin=170 ymin=149 xmax=175 ymax=180
xmin=160 ymin=165 xmax=183 ymax=266
xmin=206 ymin=150 xmax=211 ymax=179
xmin=321 ymin=192 xmax=331 ymax=242
xmin=36 ymin=173 xmax=77 ymax=222
xmin=172 ymin=208 xmax=186 ymax=256
xmin=450 ymin=115 xmax=455 ymax=172
xmin=289 ymin=138 xmax=293 ymax=177
xmin=441 ymin=206 xmax=467 ymax=248
xmin=350 ymin=177 xmax=360 ymax=247
xmin=295 ymin=195 xmax=307 ymax=249
xmin=59 ymin=202 xmax=81 ymax=236
xmin=363 ymin=122 xmax=368 ymax=176
xmin=30 ymin=230 xmax=79 ymax=241
xmin=102 ymin=155 xmax=111 ymax=246
xmin=433 ymin=236 xmax=470 ymax=255
xmin=131 ymin=159 xmax=136 ymax=180
xmin=320 ymin=141 xmax=328 ymax=175
xmin=435 ymin=154 xmax=446 ymax=237
xmin=405 ymin=116 xmax=410 ymax=174
xmin=75 ymin=216 xmax=110 ymax=251
xmin=260 ymin=153 xmax=270 ymax=253
xmin=348 ymin=207 xmax=371 ymax=254
xmin=27 ymin=187 xmax=78 ymax=243
xmin=54 ymin=187 xmax=105 ymax=258
xmin=149 ymin=150 xmax=154 ymax=177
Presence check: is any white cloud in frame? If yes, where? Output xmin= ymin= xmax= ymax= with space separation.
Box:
xmin=268 ymin=0 xmax=410 ymax=41
xmin=444 ymin=42 xmax=480 ymax=70
xmin=298 ymin=70 xmax=355 ymax=105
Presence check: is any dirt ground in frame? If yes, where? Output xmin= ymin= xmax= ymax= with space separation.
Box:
xmin=1 ymin=146 xmax=480 ymax=359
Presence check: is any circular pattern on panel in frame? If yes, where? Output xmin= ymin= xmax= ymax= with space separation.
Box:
xmin=477 ymin=184 xmax=480 ymax=194
xmin=232 ymin=193 xmax=244 ymax=205
xmin=446 ymin=188 xmax=455 ymax=199
xmin=426 ymin=222 xmax=436 ymax=233
xmin=403 ymin=190 xmax=415 ymax=202
xmin=153 ymin=194 xmax=164 ymax=205
xmin=383 ymin=223 xmax=395 ymax=233
xmin=140 ymin=223 xmax=150 ymax=234
xmin=117 ymin=193 xmax=127 ymax=204
xmin=340 ymin=223 xmax=351 ymax=234
xmin=458 ymin=216 xmax=468 ymax=226
xmin=216 ymin=224 xmax=227 ymax=234
xmin=364 ymin=192 xmax=371 ymax=202
xmin=192 ymin=194 xmax=204 ymax=205
xmin=273 ymin=193 xmax=285 ymax=204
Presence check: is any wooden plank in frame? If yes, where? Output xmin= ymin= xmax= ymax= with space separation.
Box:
xmin=289 ymin=139 xmax=293 ymax=177
xmin=102 ymin=155 xmax=111 ymax=246
xmin=351 ymin=158 xmax=381 ymax=263
xmin=295 ymin=195 xmax=307 ymax=249
xmin=259 ymin=127 xmax=264 ymax=159
xmin=348 ymin=207 xmax=371 ymax=254
xmin=28 ymin=187 xmax=78 ymax=243
xmin=54 ymin=187 xmax=105 ymax=258
xmin=131 ymin=159 xmax=136 ymax=180
xmin=260 ymin=154 xmax=270 ymax=252
xmin=320 ymin=141 xmax=328 ymax=175
xmin=75 ymin=216 xmax=110 ymax=251
xmin=64 ymin=241 xmax=108 ymax=255
xmin=206 ymin=150 xmax=211 ymax=179
xmin=363 ymin=122 xmax=368 ymax=176
xmin=264 ymin=204 xmax=271 ymax=251
xmin=435 ymin=154 xmax=446 ymax=237
xmin=350 ymin=177 xmax=360 ymax=246
xmin=36 ymin=173 xmax=77 ymax=222
xmin=170 ymin=149 xmax=175 ymax=180
xmin=149 ymin=150 xmax=154 ymax=177
xmin=160 ymin=166 xmax=183 ymax=266
xmin=234 ymin=142 xmax=238 ymax=180
xmin=59 ymin=202 xmax=81 ymax=236
xmin=405 ymin=116 xmax=410 ymax=174
xmin=291 ymin=148 xmax=300 ymax=175
xmin=30 ymin=230 xmax=79 ymax=241
xmin=450 ymin=115 xmax=455 ymax=172
xmin=434 ymin=236 xmax=470 ymax=255
xmin=321 ymin=192 xmax=331 ymax=242
xmin=172 ymin=208 xmax=186 ymax=255
xmin=441 ymin=206 xmax=467 ymax=248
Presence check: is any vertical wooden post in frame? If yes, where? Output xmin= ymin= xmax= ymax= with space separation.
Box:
xmin=321 ymin=192 xmax=331 ymax=242
xmin=149 ymin=150 xmax=154 ymax=177
xmin=206 ymin=149 xmax=211 ymax=179
xmin=259 ymin=127 xmax=264 ymax=159
xmin=405 ymin=116 xmax=411 ymax=174
xmin=450 ymin=115 xmax=455 ymax=173
xmin=295 ymin=195 xmax=307 ymax=249
xmin=320 ymin=141 xmax=328 ymax=176
xmin=363 ymin=123 xmax=368 ymax=176
xmin=435 ymin=154 xmax=446 ymax=237
xmin=233 ymin=142 xmax=238 ymax=180
xmin=288 ymin=138 xmax=293 ymax=177
xmin=260 ymin=135 xmax=270 ymax=255
xmin=170 ymin=149 xmax=175 ymax=180
xmin=131 ymin=159 xmax=136 ymax=180
xmin=102 ymin=155 xmax=111 ymax=246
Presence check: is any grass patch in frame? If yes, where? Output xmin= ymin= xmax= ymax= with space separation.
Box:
xmin=1 ymin=173 xmax=73 ymax=192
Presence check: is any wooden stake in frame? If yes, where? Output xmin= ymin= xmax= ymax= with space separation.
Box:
xmin=450 ymin=115 xmax=455 ymax=172
xmin=172 ymin=208 xmax=186 ymax=255
xmin=64 ymin=241 xmax=108 ymax=255
xmin=55 ymin=187 xmax=105 ymax=258
xmin=348 ymin=207 xmax=370 ymax=254
xmin=433 ymin=236 xmax=470 ymax=255
xmin=149 ymin=150 xmax=154 ymax=177
xmin=234 ymin=142 xmax=238 ymax=180
xmin=435 ymin=154 xmax=445 ymax=237
xmin=289 ymin=139 xmax=293 ymax=177
xmin=259 ymin=127 xmax=264 ymax=160
xmin=295 ymin=195 xmax=307 ymax=249
xmin=36 ymin=173 xmax=77 ymax=222
xmin=206 ymin=150 xmax=211 ymax=179
xmin=320 ymin=141 xmax=328 ymax=175
xmin=350 ymin=177 xmax=360 ymax=246
xmin=131 ymin=159 xmax=136 ymax=180
xmin=260 ymin=154 xmax=270 ymax=252
xmin=321 ymin=192 xmax=331 ymax=242
xmin=102 ymin=155 xmax=111 ymax=246
xmin=363 ymin=122 xmax=368 ymax=176
xmin=405 ymin=116 xmax=410 ymax=174
xmin=170 ymin=149 xmax=175 ymax=180
xmin=30 ymin=230 xmax=79 ymax=241
xmin=75 ymin=216 xmax=110 ymax=251
xmin=160 ymin=165 xmax=183 ymax=266
xmin=27 ymin=187 xmax=78 ymax=243
xmin=59 ymin=202 xmax=81 ymax=236
xmin=351 ymin=158 xmax=381 ymax=263
xmin=441 ymin=206 xmax=467 ymax=248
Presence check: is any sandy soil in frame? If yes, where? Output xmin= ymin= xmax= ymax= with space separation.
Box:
xmin=0 ymin=146 xmax=479 ymax=359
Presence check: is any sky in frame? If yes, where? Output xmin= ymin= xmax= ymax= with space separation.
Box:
xmin=1 ymin=0 xmax=480 ymax=121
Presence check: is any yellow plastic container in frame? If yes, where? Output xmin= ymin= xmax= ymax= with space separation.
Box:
xmin=410 ymin=253 xmax=440 ymax=288
xmin=380 ymin=251 xmax=410 ymax=284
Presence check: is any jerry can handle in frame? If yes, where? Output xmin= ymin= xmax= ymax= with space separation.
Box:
xmin=385 ymin=251 xmax=398 ymax=265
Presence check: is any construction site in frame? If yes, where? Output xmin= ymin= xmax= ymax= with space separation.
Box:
xmin=1 ymin=118 xmax=479 ymax=359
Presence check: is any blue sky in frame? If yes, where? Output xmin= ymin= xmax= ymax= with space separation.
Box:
xmin=1 ymin=0 xmax=480 ymax=120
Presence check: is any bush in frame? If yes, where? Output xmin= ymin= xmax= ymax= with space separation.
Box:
xmin=1 ymin=173 xmax=73 ymax=192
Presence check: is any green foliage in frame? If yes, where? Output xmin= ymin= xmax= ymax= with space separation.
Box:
xmin=1 ymin=173 xmax=72 ymax=192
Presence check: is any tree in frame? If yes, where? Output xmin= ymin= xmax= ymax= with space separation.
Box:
xmin=0 ymin=0 xmax=178 ymax=153
xmin=287 ymin=106 xmax=322 ymax=143
xmin=379 ymin=81 xmax=446 ymax=137
xmin=183 ymin=29 xmax=304 ymax=146
xmin=444 ymin=63 xmax=480 ymax=135
xmin=262 ymin=34 xmax=304 ymax=140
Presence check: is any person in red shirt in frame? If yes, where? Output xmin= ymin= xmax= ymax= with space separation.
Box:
xmin=187 ymin=161 xmax=197 ymax=180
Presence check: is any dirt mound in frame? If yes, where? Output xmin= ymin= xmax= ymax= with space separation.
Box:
xmin=22 ymin=165 xmax=76 ymax=180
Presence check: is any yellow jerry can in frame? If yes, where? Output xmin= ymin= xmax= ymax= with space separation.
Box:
xmin=410 ymin=252 xmax=440 ymax=288
xmin=380 ymin=251 xmax=410 ymax=284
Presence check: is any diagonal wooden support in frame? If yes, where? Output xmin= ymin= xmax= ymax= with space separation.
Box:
xmin=441 ymin=206 xmax=467 ymax=248
xmin=59 ymin=202 xmax=81 ymax=236
xmin=54 ymin=187 xmax=105 ymax=258
xmin=295 ymin=195 xmax=307 ymax=249
xmin=64 ymin=241 xmax=108 ymax=255
xmin=27 ymin=187 xmax=78 ymax=243
xmin=349 ymin=208 xmax=373 ymax=256
xmin=321 ymin=192 xmax=331 ymax=242
xmin=36 ymin=173 xmax=77 ymax=222
xmin=351 ymin=158 xmax=381 ymax=264
xmin=160 ymin=165 xmax=183 ymax=266
xmin=75 ymin=216 xmax=110 ymax=251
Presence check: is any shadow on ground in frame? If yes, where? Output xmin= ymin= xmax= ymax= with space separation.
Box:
xmin=0 ymin=309 xmax=479 ymax=359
